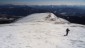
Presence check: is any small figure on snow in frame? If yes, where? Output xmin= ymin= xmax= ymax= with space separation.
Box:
xmin=64 ymin=28 xmax=70 ymax=36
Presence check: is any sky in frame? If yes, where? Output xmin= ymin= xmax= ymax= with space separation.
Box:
xmin=0 ymin=0 xmax=85 ymax=5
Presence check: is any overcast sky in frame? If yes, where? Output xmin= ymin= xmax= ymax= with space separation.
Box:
xmin=0 ymin=0 xmax=85 ymax=5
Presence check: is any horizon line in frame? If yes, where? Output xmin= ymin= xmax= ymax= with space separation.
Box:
xmin=0 ymin=2 xmax=85 ymax=5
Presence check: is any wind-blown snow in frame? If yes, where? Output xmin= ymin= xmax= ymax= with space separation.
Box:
xmin=16 ymin=13 xmax=69 ymax=24
xmin=0 ymin=13 xmax=85 ymax=48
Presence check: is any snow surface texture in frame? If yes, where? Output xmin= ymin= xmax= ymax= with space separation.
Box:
xmin=0 ymin=13 xmax=85 ymax=48
xmin=16 ymin=13 xmax=69 ymax=24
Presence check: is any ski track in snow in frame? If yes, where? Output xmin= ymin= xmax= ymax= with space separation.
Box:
xmin=0 ymin=13 xmax=85 ymax=48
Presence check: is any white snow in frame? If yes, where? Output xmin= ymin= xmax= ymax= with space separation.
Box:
xmin=0 ymin=13 xmax=85 ymax=48
xmin=16 ymin=13 xmax=69 ymax=24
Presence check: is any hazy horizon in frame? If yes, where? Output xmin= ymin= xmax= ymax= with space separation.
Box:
xmin=0 ymin=0 xmax=85 ymax=5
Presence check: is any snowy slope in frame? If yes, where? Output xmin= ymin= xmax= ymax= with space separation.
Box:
xmin=0 ymin=13 xmax=85 ymax=48
xmin=16 ymin=13 xmax=69 ymax=24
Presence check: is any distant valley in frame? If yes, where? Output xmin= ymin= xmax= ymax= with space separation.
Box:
xmin=0 ymin=5 xmax=85 ymax=24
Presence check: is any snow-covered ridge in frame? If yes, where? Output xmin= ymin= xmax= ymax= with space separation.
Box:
xmin=0 ymin=13 xmax=85 ymax=48
xmin=15 ymin=13 xmax=69 ymax=24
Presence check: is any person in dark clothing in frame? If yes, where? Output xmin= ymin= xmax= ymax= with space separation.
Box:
xmin=64 ymin=28 xmax=70 ymax=36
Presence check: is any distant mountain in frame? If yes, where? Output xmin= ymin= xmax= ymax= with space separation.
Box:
xmin=0 ymin=5 xmax=49 ymax=16
xmin=0 ymin=5 xmax=85 ymax=17
xmin=0 ymin=5 xmax=85 ymax=24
